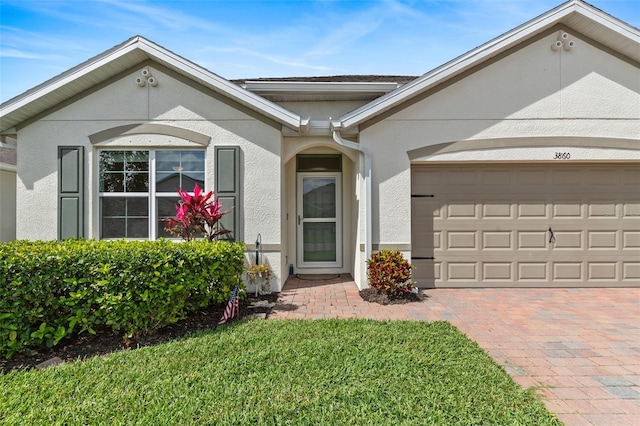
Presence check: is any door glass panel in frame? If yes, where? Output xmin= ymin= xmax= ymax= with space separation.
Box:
xmin=303 ymin=178 xmax=336 ymax=218
xmin=303 ymin=222 xmax=337 ymax=262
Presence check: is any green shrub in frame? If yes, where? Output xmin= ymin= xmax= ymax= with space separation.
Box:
xmin=0 ymin=239 xmax=244 ymax=358
xmin=366 ymin=249 xmax=415 ymax=296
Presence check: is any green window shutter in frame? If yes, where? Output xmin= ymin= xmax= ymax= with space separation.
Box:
xmin=214 ymin=146 xmax=240 ymax=242
xmin=58 ymin=146 xmax=84 ymax=239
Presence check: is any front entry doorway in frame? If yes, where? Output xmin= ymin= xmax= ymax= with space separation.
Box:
xmin=297 ymin=172 xmax=342 ymax=268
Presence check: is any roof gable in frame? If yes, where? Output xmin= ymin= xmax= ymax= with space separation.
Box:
xmin=339 ymin=0 xmax=640 ymax=130
xmin=0 ymin=36 xmax=302 ymax=133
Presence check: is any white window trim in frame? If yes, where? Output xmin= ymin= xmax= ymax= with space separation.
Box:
xmin=97 ymin=148 xmax=206 ymax=240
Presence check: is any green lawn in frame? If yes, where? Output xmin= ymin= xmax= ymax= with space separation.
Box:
xmin=1 ymin=320 xmax=560 ymax=425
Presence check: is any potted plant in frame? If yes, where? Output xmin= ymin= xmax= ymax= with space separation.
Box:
xmin=246 ymin=262 xmax=271 ymax=295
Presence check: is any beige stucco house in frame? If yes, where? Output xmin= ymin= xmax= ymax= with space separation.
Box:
xmin=1 ymin=0 xmax=638 ymax=290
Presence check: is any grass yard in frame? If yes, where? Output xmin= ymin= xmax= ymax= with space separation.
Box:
xmin=1 ymin=320 xmax=560 ymax=425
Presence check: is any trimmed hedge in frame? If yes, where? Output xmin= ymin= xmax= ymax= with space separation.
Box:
xmin=0 ymin=239 xmax=245 ymax=359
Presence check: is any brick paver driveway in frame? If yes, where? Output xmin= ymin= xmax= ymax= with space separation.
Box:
xmin=271 ymin=275 xmax=640 ymax=425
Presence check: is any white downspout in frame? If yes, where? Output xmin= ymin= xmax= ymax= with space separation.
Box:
xmin=331 ymin=120 xmax=371 ymax=287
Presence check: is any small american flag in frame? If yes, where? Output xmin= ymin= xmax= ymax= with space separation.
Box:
xmin=218 ymin=285 xmax=239 ymax=325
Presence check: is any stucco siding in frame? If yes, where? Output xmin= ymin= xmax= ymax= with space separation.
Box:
xmin=361 ymin=31 xmax=640 ymax=250
xmin=279 ymin=101 xmax=370 ymax=120
xmin=17 ymin=123 xmax=70 ymax=240
xmin=43 ymin=70 xmax=150 ymax=122
xmin=391 ymin=33 xmax=639 ymax=122
xmin=561 ymin=35 xmax=639 ymax=119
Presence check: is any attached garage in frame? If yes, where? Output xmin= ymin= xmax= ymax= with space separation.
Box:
xmin=411 ymin=163 xmax=640 ymax=288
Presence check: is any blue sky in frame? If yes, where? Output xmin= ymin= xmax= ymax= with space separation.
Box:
xmin=1 ymin=0 xmax=638 ymax=102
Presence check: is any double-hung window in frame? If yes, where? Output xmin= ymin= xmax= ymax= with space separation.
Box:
xmin=99 ymin=149 xmax=205 ymax=239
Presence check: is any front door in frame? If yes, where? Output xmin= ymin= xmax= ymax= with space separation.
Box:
xmin=297 ymin=173 xmax=342 ymax=268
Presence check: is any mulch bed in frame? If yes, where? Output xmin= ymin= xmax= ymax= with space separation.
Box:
xmin=1 ymin=293 xmax=278 ymax=374
xmin=359 ymin=288 xmax=428 ymax=305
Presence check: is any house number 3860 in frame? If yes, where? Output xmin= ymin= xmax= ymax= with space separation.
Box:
xmin=554 ymin=152 xmax=571 ymax=160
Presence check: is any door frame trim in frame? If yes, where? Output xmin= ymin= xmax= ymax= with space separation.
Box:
xmin=296 ymin=172 xmax=343 ymax=269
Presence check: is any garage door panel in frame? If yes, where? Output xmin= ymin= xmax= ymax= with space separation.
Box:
xmin=433 ymin=231 xmax=442 ymax=250
xmin=518 ymin=202 xmax=548 ymax=218
xmin=483 ymin=263 xmax=512 ymax=281
xmin=553 ymin=202 xmax=583 ymax=218
xmin=518 ymin=231 xmax=547 ymax=249
xmin=447 ymin=170 xmax=477 ymax=185
xmin=447 ymin=263 xmax=477 ymax=280
xmin=413 ymin=260 xmax=441 ymax=282
xmin=483 ymin=201 xmax=512 ymax=218
xmin=482 ymin=170 xmax=511 ymax=185
xmin=623 ymin=169 xmax=640 ymax=186
xmin=411 ymin=164 xmax=639 ymax=288
xmin=518 ymin=263 xmax=548 ymax=281
xmin=411 ymin=198 xmax=440 ymax=219
xmin=518 ymin=169 xmax=547 ymax=183
xmin=623 ymin=231 xmax=640 ymax=249
xmin=587 ymin=169 xmax=621 ymax=186
xmin=483 ymin=231 xmax=512 ymax=249
xmin=588 ymin=262 xmax=617 ymax=280
xmin=588 ymin=231 xmax=617 ymax=249
xmin=412 ymin=169 xmax=445 ymax=190
xmin=447 ymin=203 xmax=477 ymax=218
xmin=551 ymin=170 xmax=583 ymax=186
xmin=623 ymin=202 xmax=640 ymax=218
xmin=553 ymin=231 xmax=583 ymax=249
xmin=588 ymin=202 xmax=617 ymax=218
xmin=447 ymin=231 xmax=477 ymax=249
xmin=553 ymin=262 xmax=583 ymax=280
xmin=622 ymin=263 xmax=640 ymax=281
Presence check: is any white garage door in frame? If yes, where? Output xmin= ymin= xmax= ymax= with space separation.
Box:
xmin=411 ymin=164 xmax=640 ymax=288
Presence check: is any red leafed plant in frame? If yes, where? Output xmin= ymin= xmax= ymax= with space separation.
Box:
xmin=366 ymin=249 xmax=415 ymax=296
xmin=164 ymin=184 xmax=231 ymax=241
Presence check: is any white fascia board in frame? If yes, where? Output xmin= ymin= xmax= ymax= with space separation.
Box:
xmin=573 ymin=1 xmax=640 ymax=42
xmin=136 ymin=40 xmax=301 ymax=131
xmin=339 ymin=0 xmax=639 ymax=130
xmin=0 ymin=39 xmax=141 ymax=118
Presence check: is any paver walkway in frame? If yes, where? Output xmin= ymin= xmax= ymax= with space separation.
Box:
xmin=270 ymin=275 xmax=640 ymax=425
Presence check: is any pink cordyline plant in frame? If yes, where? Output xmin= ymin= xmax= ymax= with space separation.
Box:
xmin=164 ymin=184 xmax=231 ymax=241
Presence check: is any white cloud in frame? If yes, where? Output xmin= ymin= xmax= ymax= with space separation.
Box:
xmin=198 ymin=46 xmax=332 ymax=72
xmin=94 ymin=0 xmax=229 ymax=33
xmin=0 ymin=48 xmax=65 ymax=61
